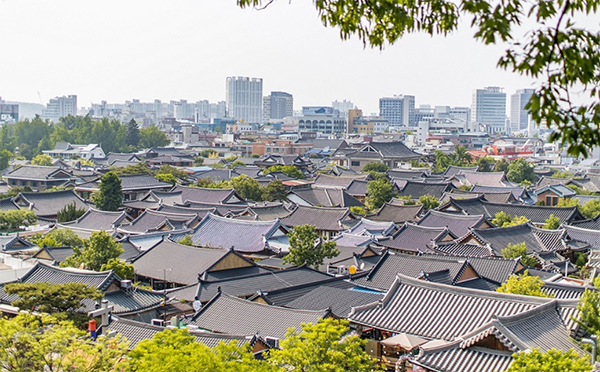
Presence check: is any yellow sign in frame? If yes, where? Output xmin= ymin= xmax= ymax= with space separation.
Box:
xmin=349 ymin=265 xmax=357 ymax=275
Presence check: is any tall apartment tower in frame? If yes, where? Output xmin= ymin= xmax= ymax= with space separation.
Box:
xmin=42 ymin=95 xmax=77 ymax=121
xmin=510 ymin=88 xmax=535 ymax=133
xmin=263 ymin=91 xmax=293 ymax=122
xmin=379 ymin=95 xmax=415 ymax=127
xmin=226 ymin=77 xmax=263 ymax=123
xmin=471 ymin=87 xmax=507 ymax=134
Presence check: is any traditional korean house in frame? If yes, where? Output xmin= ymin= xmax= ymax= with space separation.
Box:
xmin=12 ymin=189 xmax=89 ymax=222
xmin=117 ymin=210 xmax=201 ymax=235
xmin=394 ymin=180 xmax=455 ymax=200
xmin=75 ymin=173 xmax=172 ymax=201
xmin=417 ymin=210 xmax=491 ymax=238
xmin=345 ymin=141 xmax=421 ymax=171
xmin=367 ymin=203 xmax=424 ymax=224
xmin=287 ymin=186 xmax=364 ymax=208
xmin=59 ymin=208 xmax=132 ymax=231
xmin=374 ymin=223 xmax=456 ymax=255
xmin=5 ymin=165 xmax=76 ymax=191
xmin=281 ymin=205 xmax=358 ymax=239
xmin=532 ymin=184 xmax=577 ymax=206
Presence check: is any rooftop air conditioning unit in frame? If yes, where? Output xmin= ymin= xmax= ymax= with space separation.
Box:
xmin=151 ymin=319 xmax=165 ymax=327
xmin=120 ymin=280 xmax=132 ymax=289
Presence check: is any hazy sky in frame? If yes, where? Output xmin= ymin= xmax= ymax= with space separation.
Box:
xmin=0 ymin=0 xmax=538 ymax=113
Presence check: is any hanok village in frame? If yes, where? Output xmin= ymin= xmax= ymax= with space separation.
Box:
xmin=1 ymin=140 xmax=600 ymax=371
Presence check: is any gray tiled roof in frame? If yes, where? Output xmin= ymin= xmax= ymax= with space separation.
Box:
xmin=470 ymin=185 xmax=530 ymax=201
xmin=412 ymin=344 xmax=513 ymax=372
xmin=443 ymin=165 xmax=479 ymax=177
xmin=171 ymin=185 xmax=245 ymax=204
xmin=0 ymin=198 xmax=18 ymax=211
xmin=461 ymin=172 xmax=508 ymax=187
xmin=285 ymin=286 xmax=383 ymax=318
xmin=395 ymin=180 xmax=454 ymax=200
xmin=313 ymin=174 xmax=369 ymax=189
xmin=61 ymin=208 xmax=130 ymax=231
xmin=376 ymin=223 xmax=453 ymax=254
xmin=119 ymin=210 xmax=199 ymax=234
xmin=433 ymin=242 xmax=494 ymax=257
xmin=185 ymin=213 xmax=286 ymax=253
xmin=282 ymin=205 xmax=354 ymax=232
xmin=349 ymin=274 xmax=553 ymax=341
xmin=189 ymin=292 xmax=328 ymax=339
xmin=331 ymin=233 xmax=374 ymax=247
xmin=387 ymin=169 xmax=428 ymax=179
xmin=14 ymin=190 xmax=89 ymax=218
xmin=132 ymin=240 xmax=235 ymax=285
xmin=421 ymin=254 xmax=520 ymax=285
xmin=106 ymin=317 xmax=251 ymax=349
xmin=6 ymin=165 xmax=73 ymax=181
xmin=33 ymin=246 xmax=74 ymax=263
xmin=571 ymin=214 xmax=600 ymax=230
xmin=347 ymin=218 xmax=397 ymax=237
xmin=460 ymin=301 xmax=581 ymax=353
xmin=417 ymin=210 xmax=486 ymax=238
xmin=440 ymin=189 xmax=516 ymax=204
xmin=445 ymin=197 xmax=583 ymax=223
xmin=365 ymin=141 xmax=421 ymax=159
xmin=0 ymin=235 xmax=35 ymax=252
xmin=367 ymin=203 xmax=423 ymax=224
xmin=346 ymin=179 xmax=369 ymax=197
xmin=564 ymin=225 xmax=600 ymax=249
xmin=471 ymin=223 xmax=566 ymax=255
xmin=353 ymin=252 xmax=471 ymax=291
xmin=104 ymin=288 xmax=164 ymax=315
xmin=169 ymin=266 xmax=336 ymax=302
xmin=155 ymin=204 xmax=218 ymax=217
xmin=289 ymin=187 xmax=363 ymax=208
xmin=542 ymin=282 xmax=594 ymax=299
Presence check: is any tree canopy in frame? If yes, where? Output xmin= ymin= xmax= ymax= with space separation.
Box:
xmin=492 ymin=211 xmax=529 ymax=227
xmin=506 ymin=159 xmax=537 ymax=184
xmin=4 ymin=282 xmax=103 ymax=323
xmin=284 ymin=224 xmax=339 ymax=269
xmin=366 ymin=177 xmax=395 ymax=210
xmin=93 ymin=171 xmax=123 ymax=211
xmin=61 ymin=230 xmax=123 ymax=271
xmin=507 ymin=348 xmax=591 ymax=372
xmin=496 ymin=270 xmax=552 ymax=297
xmin=0 ymin=209 xmax=37 ymax=231
xmin=542 ymin=214 xmax=561 ymax=230
xmin=30 ymin=228 xmax=84 ymax=248
xmin=263 ymin=165 xmax=304 ymax=179
xmin=57 ymin=201 xmax=87 ymax=223
xmin=501 ymin=242 xmax=538 ymax=267
xmin=239 ymin=0 xmax=600 ymax=157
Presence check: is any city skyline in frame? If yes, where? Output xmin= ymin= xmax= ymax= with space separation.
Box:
xmin=0 ymin=0 xmax=538 ymax=115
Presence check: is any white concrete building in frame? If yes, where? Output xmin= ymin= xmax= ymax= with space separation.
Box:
xmin=42 ymin=95 xmax=77 ymax=121
xmin=471 ymin=87 xmax=507 ymax=134
xmin=226 ymin=76 xmax=263 ymax=124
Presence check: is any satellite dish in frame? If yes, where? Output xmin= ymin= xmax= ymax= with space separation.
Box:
xmin=192 ymin=300 xmax=202 ymax=312
xmin=348 ymin=265 xmax=357 ymax=275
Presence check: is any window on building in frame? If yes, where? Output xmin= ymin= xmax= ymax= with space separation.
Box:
xmin=351 ymin=161 xmax=360 ymax=167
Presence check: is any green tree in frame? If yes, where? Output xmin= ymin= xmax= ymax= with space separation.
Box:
xmin=61 ymin=230 xmax=123 ymax=271
xmin=178 ymin=235 xmax=195 ymax=246
xmin=501 ymin=242 xmax=538 ymax=267
xmin=491 ymin=211 xmax=529 ymax=227
xmin=576 ymin=284 xmax=600 ymax=339
xmin=262 ymin=180 xmax=287 ymax=202
xmin=4 ymin=282 xmax=103 ymax=323
xmin=419 ymin=194 xmax=439 ymax=211
xmin=101 ymin=258 xmax=134 ymax=279
xmin=268 ymin=318 xmax=381 ymax=372
xmin=264 ymin=165 xmax=304 ymax=179
xmin=139 ymin=125 xmax=169 ymax=148
xmin=366 ymin=177 xmax=395 ymax=210
xmin=111 ymin=162 xmax=152 ymax=175
xmin=230 ymin=175 xmax=263 ymax=201
xmin=496 ymin=270 xmax=552 ymax=297
xmin=553 ymin=170 xmax=574 ymax=179
xmin=451 ymin=145 xmax=472 ymax=165
xmin=283 ymin=224 xmax=339 ymax=269
xmin=126 ymin=118 xmax=140 ymax=147
xmin=542 ymin=214 xmax=561 ymax=230
xmin=494 ymin=158 xmax=510 ymax=173
xmin=580 ymin=199 xmax=600 ymax=219
xmin=0 ymin=313 xmax=128 ymax=371
xmin=0 ymin=209 xmax=37 ymax=231
xmin=155 ymin=173 xmax=178 ymax=186
xmin=30 ymin=228 xmax=84 ymax=248
xmin=557 ymin=197 xmax=580 ymax=207
xmin=56 ymin=201 xmax=87 ymax=223
xmin=362 ymin=162 xmax=389 ymax=173
xmin=194 ymin=156 xmax=205 ymax=166
xmin=476 ymin=156 xmax=496 ymax=172
xmin=433 ymin=150 xmax=452 ymax=173
xmin=238 ymin=0 xmax=600 ymax=157
xmin=506 ymin=159 xmax=537 ymax=184
xmin=155 ymin=164 xmax=189 ymax=180
xmin=93 ymin=171 xmax=123 ymax=211
xmin=30 ymin=154 xmax=53 ymax=166
xmin=0 ymin=149 xmax=13 ymax=170
xmin=126 ymin=328 xmax=270 ymax=372
xmin=350 ymin=206 xmax=367 ymax=216
xmin=506 ymin=349 xmax=591 ymax=372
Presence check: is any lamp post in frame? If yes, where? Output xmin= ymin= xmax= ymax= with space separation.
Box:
xmin=582 ymin=335 xmax=597 ymax=365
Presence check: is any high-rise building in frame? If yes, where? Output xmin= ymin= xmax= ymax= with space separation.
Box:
xmin=332 ymin=100 xmax=356 ymax=117
xmin=263 ymin=91 xmax=293 ymax=122
xmin=226 ymin=76 xmax=263 ymax=123
xmin=42 ymin=95 xmax=77 ymax=121
xmin=0 ymin=97 xmax=18 ymax=125
xmin=379 ymin=95 xmax=416 ymax=127
xmin=471 ymin=87 xmax=506 ymax=133
xmin=510 ymin=88 xmax=535 ymax=133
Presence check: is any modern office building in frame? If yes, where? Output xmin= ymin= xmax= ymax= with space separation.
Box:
xmin=510 ymin=88 xmax=535 ymax=133
xmin=263 ymin=91 xmax=293 ymax=122
xmin=347 ymin=109 xmax=389 ymax=134
xmin=471 ymin=87 xmax=507 ymax=134
xmin=226 ymin=76 xmax=263 ymax=123
xmin=296 ymin=106 xmax=346 ymax=134
xmin=42 ymin=95 xmax=77 ymax=121
xmin=379 ymin=95 xmax=415 ymax=127
xmin=0 ymin=97 xmax=18 ymax=124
